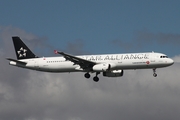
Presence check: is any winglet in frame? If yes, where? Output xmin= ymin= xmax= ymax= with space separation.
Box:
xmin=54 ymin=50 xmax=64 ymax=55
xmin=54 ymin=50 xmax=58 ymax=54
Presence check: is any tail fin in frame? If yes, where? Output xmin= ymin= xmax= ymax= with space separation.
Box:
xmin=12 ymin=36 xmax=38 ymax=59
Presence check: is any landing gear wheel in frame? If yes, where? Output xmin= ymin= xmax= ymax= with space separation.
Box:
xmin=93 ymin=76 xmax=99 ymax=82
xmin=153 ymin=73 xmax=157 ymax=77
xmin=152 ymin=69 xmax=157 ymax=77
xmin=84 ymin=73 xmax=90 ymax=79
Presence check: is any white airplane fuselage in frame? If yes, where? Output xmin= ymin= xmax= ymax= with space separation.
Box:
xmin=9 ymin=52 xmax=174 ymax=73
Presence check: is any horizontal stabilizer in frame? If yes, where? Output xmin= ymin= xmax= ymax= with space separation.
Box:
xmin=6 ymin=58 xmax=27 ymax=65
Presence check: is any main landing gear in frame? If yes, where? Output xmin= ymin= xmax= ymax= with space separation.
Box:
xmin=84 ymin=72 xmax=100 ymax=82
xmin=93 ymin=72 xmax=100 ymax=82
xmin=153 ymin=69 xmax=157 ymax=77
xmin=84 ymin=73 xmax=90 ymax=78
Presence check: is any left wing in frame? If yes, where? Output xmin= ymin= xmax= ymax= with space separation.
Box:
xmin=54 ymin=50 xmax=96 ymax=70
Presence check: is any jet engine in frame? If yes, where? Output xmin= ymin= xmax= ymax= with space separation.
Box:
xmin=103 ymin=70 xmax=124 ymax=77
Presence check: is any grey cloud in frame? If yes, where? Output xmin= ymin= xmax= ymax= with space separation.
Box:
xmin=60 ymin=39 xmax=88 ymax=55
xmin=1 ymin=65 xmax=180 ymax=120
xmin=0 ymin=26 xmax=180 ymax=120
xmin=172 ymin=55 xmax=180 ymax=62
xmin=112 ymin=39 xmax=141 ymax=51
xmin=135 ymin=30 xmax=180 ymax=45
xmin=112 ymin=30 xmax=180 ymax=51
xmin=0 ymin=26 xmax=54 ymax=57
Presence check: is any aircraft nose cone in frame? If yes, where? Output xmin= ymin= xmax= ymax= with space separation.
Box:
xmin=168 ymin=58 xmax=174 ymax=65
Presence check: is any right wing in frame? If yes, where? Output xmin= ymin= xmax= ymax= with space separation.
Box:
xmin=54 ymin=50 xmax=96 ymax=70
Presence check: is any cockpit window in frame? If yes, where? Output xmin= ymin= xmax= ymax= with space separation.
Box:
xmin=160 ymin=56 xmax=168 ymax=58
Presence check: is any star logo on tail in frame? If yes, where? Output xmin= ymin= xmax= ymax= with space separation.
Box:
xmin=17 ymin=47 xmax=27 ymax=58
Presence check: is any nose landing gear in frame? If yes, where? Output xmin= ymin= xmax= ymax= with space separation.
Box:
xmin=153 ymin=69 xmax=157 ymax=77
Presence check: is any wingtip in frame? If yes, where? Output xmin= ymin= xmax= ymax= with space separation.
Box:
xmin=54 ymin=50 xmax=64 ymax=54
xmin=6 ymin=58 xmax=11 ymax=60
xmin=54 ymin=50 xmax=58 ymax=54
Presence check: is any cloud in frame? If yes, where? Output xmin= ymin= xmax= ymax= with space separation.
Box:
xmin=61 ymin=39 xmax=88 ymax=55
xmin=0 ymin=26 xmax=180 ymax=120
xmin=112 ymin=30 xmax=180 ymax=52
xmin=134 ymin=30 xmax=180 ymax=45
xmin=173 ymin=55 xmax=180 ymax=63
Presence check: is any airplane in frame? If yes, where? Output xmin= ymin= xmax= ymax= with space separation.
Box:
xmin=7 ymin=36 xmax=174 ymax=82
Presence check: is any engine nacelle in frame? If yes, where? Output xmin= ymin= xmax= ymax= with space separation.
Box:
xmin=93 ymin=63 xmax=110 ymax=72
xmin=103 ymin=70 xmax=124 ymax=77
xmin=92 ymin=63 xmax=116 ymax=72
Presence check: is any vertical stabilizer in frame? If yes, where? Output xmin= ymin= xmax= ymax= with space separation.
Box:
xmin=12 ymin=36 xmax=38 ymax=59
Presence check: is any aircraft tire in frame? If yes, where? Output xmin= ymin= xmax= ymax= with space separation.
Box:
xmin=153 ymin=73 xmax=157 ymax=77
xmin=84 ymin=73 xmax=90 ymax=78
xmin=93 ymin=76 xmax=99 ymax=82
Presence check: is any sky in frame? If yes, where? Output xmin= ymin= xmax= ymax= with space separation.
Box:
xmin=0 ymin=0 xmax=180 ymax=120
